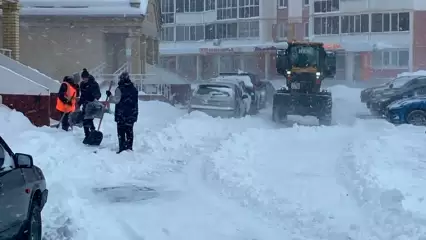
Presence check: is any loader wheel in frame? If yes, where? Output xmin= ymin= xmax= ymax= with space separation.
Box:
xmin=406 ymin=110 xmax=426 ymax=126
xmin=318 ymin=117 xmax=332 ymax=126
xmin=272 ymin=106 xmax=286 ymax=123
xmin=318 ymin=97 xmax=332 ymax=126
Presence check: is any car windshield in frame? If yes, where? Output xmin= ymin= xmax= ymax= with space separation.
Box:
xmin=391 ymin=76 xmax=415 ymax=88
xmin=289 ymin=45 xmax=318 ymax=68
xmin=196 ymin=85 xmax=233 ymax=97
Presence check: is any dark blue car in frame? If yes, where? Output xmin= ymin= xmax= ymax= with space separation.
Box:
xmin=386 ymin=96 xmax=426 ymax=125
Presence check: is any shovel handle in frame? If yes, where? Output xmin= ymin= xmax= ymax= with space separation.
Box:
xmin=97 ymin=81 xmax=114 ymax=131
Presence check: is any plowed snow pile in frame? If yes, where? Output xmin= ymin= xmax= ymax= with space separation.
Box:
xmin=0 ymin=85 xmax=425 ymax=240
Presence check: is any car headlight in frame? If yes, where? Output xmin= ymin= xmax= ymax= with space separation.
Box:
xmin=316 ymin=72 xmax=320 ymax=76
xmin=286 ymin=71 xmax=291 ymax=75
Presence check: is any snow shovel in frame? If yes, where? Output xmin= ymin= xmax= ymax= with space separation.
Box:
xmin=86 ymin=81 xmax=113 ymax=146
xmin=50 ymin=113 xmax=66 ymax=128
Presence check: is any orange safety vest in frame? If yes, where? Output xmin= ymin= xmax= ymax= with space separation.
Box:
xmin=56 ymin=82 xmax=77 ymax=113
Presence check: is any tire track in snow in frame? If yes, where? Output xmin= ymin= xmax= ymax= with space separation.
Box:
xmin=337 ymin=126 xmax=426 ymax=240
xmin=203 ymin=124 xmax=382 ymax=240
xmin=88 ymin=111 xmax=281 ymax=239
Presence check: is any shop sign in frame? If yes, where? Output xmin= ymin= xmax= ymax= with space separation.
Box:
xmin=323 ymin=43 xmax=341 ymax=50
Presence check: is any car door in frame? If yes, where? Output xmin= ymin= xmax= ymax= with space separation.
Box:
xmin=0 ymin=139 xmax=28 ymax=237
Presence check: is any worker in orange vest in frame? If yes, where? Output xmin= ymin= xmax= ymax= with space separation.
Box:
xmin=56 ymin=76 xmax=78 ymax=131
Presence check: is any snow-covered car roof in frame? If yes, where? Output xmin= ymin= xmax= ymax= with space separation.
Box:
xmin=397 ymin=70 xmax=426 ymax=78
xmin=214 ymin=75 xmax=253 ymax=88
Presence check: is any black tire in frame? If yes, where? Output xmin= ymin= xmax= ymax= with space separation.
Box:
xmin=406 ymin=110 xmax=426 ymax=126
xmin=318 ymin=117 xmax=332 ymax=126
xmin=272 ymin=106 xmax=287 ymax=123
xmin=318 ymin=95 xmax=332 ymax=126
xmin=23 ymin=202 xmax=42 ymax=240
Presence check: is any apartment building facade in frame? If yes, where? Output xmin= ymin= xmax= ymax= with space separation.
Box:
xmin=310 ymin=0 xmax=426 ymax=81
xmin=159 ymin=0 xmax=309 ymax=80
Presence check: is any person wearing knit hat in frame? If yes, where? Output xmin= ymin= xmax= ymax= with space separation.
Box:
xmin=81 ymin=68 xmax=90 ymax=80
xmin=78 ymin=68 xmax=101 ymax=144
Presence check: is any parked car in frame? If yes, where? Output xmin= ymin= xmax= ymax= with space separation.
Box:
xmin=211 ymin=77 xmax=252 ymax=114
xmin=366 ymin=76 xmax=426 ymax=116
xmin=360 ymin=78 xmax=394 ymax=103
xmin=188 ymin=82 xmax=248 ymax=118
xmin=0 ymin=136 xmax=48 ymax=240
xmin=217 ymin=72 xmax=262 ymax=114
xmin=386 ymin=96 xmax=426 ymax=125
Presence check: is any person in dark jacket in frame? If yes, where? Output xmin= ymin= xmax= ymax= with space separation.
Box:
xmin=56 ymin=76 xmax=79 ymax=131
xmin=78 ymin=68 xmax=101 ymax=144
xmin=106 ymin=72 xmax=138 ymax=154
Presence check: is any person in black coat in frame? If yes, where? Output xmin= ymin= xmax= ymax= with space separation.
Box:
xmin=106 ymin=72 xmax=138 ymax=154
xmin=78 ymin=68 xmax=101 ymax=144
xmin=56 ymin=76 xmax=79 ymax=131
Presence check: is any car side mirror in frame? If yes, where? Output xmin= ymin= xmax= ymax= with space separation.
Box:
xmin=242 ymin=95 xmax=248 ymax=99
xmin=389 ymin=83 xmax=394 ymax=89
xmin=14 ymin=153 xmax=33 ymax=168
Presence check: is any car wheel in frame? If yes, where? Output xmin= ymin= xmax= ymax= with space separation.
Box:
xmin=406 ymin=110 xmax=426 ymax=126
xmin=25 ymin=203 xmax=42 ymax=240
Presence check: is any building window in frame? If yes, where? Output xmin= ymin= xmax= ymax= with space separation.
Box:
xmin=304 ymin=0 xmax=309 ymax=6
xmin=238 ymin=20 xmax=259 ymax=38
xmin=161 ymin=26 xmax=175 ymax=41
xmin=313 ymin=16 xmax=339 ymax=35
xmin=304 ymin=22 xmax=309 ymax=38
xmin=176 ymin=25 xmax=205 ymax=41
xmin=217 ymin=0 xmax=237 ymax=20
xmin=217 ymin=23 xmax=238 ymax=38
xmin=176 ymin=0 xmax=204 ymax=12
xmin=205 ymin=24 xmax=216 ymax=40
xmin=204 ymin=22 xmax=238 ymax=39
xmin=161 ymin=0 xmax=174 ymax=24
xmin=239 ymin=0 xmax=259 ymax=18
xmin=371 ymin=12 xmax=409 ymax=32
xmin=372 ymin=50 xmax=409 ymax=68
xmin=276 ymin=22 xmax=287 ymax=40
xmin=278 ymin=0 xmax=288 ymax=8
xmin=341 ymin=14 xmax=369 ymax=33
xmin=206 ymin=0 xmax=215 ymax=10
xmin=313 ymin=0 xmax=339 ymax=13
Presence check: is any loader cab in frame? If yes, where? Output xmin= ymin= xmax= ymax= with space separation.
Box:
xmin=276 ymin=42 xmax=336 ymax=78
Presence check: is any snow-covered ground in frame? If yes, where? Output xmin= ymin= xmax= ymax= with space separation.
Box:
xmin=1 ymin=85 xmax=426 ymax=239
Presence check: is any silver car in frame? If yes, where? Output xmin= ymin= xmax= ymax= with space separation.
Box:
xmin=189 ymin=82 xmax=248 ymax=118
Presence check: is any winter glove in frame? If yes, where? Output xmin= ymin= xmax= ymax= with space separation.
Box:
xmin=64 ymin=99 xmax=72 ymax=106
xmin=106 ymin=90 xmax=112 ymax=97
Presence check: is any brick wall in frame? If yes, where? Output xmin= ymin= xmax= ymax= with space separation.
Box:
xmin=2 ymin=1 xmax=20 ymax=60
